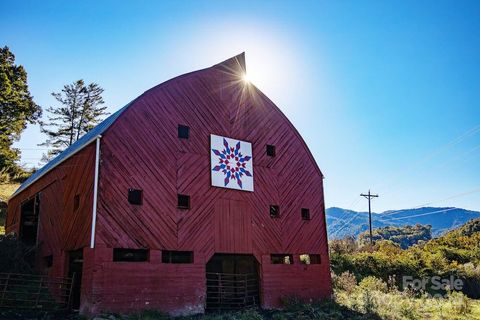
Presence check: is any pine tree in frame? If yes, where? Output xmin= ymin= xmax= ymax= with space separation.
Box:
xmin=40 ymin=80 xmax=108 ymax=158
xmin=0 ymin=46 xmax=42 ymax=174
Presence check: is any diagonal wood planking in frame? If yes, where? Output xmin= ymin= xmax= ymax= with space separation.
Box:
xmin=93 ymin=55 xmax=331 ymax=311
xmin=7 ymin=54 xmax=332 ymax=314
xmin=6 ymin=144 xmax=96 ymax=279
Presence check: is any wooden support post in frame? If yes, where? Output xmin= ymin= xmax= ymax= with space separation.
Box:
xmin=35 ymin=276 xmax=44 ymax=308
xmin=67 ymin=273 xmax=75 ymax=309
xmin=0 ymin=273 xmax=10 ymax=307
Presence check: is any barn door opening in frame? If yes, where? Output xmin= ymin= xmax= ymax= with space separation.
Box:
xmin=19 ymin=194 xmax=40 ymax=247
xmin=206 ymin=254 xmax=260 ymax=311
xmin=67 ymin=249 xmax=83 ymax=310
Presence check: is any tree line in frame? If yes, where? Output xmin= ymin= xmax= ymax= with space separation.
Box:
xmin=358 ymin=224 xmax=432 ymax=249
xmin=330 ymin=219 xmax=480 ymax=298
xmin=0 ymin=46 xmax=108 ymax=181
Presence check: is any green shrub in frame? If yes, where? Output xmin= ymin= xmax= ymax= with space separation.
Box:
xmin=399 ymin=300 xmax=418 ymax=320
xmin=448 ymin=291 xmax=472 ymax=316
xmin=359 ymin=276 xmax=388 ymax=293
xmin=361 ymin=290 xmax=377 ymax=314
xmin=332 ymin=271 xmax=357 ymax=293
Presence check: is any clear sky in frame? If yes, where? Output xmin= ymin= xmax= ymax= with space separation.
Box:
xmin=1 ymin=0 xmax=479 ymax=212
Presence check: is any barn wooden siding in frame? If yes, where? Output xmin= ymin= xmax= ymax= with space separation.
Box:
xmin=86 ymin=54 xmax=331 ymax=313
xmin=82 ymin=245 xmax=206 ymax=315
xmin=6 ymin=144 xmax=96 ymax=279
xmin=5 ymin=54 xmax=331 ymax=315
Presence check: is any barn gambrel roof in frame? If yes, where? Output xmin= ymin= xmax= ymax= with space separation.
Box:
xmin=11 ymin=52 xmax=323 ymax=200
xmin=10 ymin=54 xmax=248 ymax=200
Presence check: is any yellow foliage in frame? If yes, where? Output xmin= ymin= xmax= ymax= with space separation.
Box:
xmin=0 ymin=183 xmax=19 ymax=202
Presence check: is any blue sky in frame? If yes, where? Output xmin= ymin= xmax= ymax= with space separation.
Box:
xmin=1 ymin=0 xmax=479 ymax=212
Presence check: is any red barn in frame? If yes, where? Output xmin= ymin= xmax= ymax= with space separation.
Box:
xmin=6 ymin=54 xmax=332 ymax=316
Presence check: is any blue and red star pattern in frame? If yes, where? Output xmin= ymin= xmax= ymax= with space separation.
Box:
xmin=212 ymin=138 xmax=252 ymax=189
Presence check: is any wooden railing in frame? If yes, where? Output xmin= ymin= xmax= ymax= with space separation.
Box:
xmin=206 ymin=272 xmax=259 ymax=311
xmin=0 ymin=273 xmax=74 ymax=310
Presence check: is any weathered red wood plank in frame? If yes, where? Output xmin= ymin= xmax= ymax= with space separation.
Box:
xmin=7 ymin=54 xmax=331 ymax=315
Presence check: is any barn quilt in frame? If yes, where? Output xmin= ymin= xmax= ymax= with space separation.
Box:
xmin=210 ymin=134 xmax=254 ymax=191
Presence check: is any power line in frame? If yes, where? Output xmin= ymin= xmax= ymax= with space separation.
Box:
xmin=360 ymin=190 xmax=379 ymax=245
xmin=328 ymin=203 xmax=368 ymax=239
xmin=432 ymin=143 xmax=480 ymax=171
xmin=381 ymin=187 xmax=480 ymax=217
xmin=331 ymin=184 xmax=479 ymax=240
xmin=330 ymin=186 xmax=479 ymax=239
xmin=387 ymin=207 xmax=459 ymax=221
xmin=335 ymin=124 xmax=480 ymax=215
xmin=373 ymin=123 xmax=480 ymax=196
xmin=329 ymin=212 xmax=362 ymax=239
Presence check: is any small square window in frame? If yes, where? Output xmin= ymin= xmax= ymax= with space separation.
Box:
xmin=162 ymin=250 xmax=193 ymax=263
xmin=73 ymin=195 xmax=80 ymax=212
xmin=266 ymin=145 xmax=276 ymax=157
xmin=178 ymin=125 xmax=190 ymax=139
xmin=270 ymin=254 xmax=293 ymax=265
xmin=177 ymin=194 xmax=190 ymax=209
xmin=44 ymin=255 xmax=53 ymax=268
xmin=301 ymin=208 xmax=311 ymax=220
xmin=270 ymin=205 xmax=280 ymax=218
xmin=113 ymin=248 xmax=149 ymax=262
xmin=300 ymin=254 xmax=321 ymax=265
xmin=310 ymin=254 xmax=321 ymax=264
xmin=128 ymin=189 xmax=143 ymax=205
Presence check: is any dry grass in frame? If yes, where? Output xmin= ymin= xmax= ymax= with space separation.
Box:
xmin=335 ymin=287 xmax=480 ymax=320
xmin=0 ymin=183 xmax=19 ymax=235
xmin=0 ymin=183 xmax=19 ymax=202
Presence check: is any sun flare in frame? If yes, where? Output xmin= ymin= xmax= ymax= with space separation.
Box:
xmin=242 ymin=73 xmax=251 ymax=83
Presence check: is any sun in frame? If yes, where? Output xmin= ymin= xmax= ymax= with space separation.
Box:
xmin=242 ymin=72 xmax=251 ymax=83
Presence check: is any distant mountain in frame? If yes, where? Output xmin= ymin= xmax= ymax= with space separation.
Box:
xmin=326 ymin=206 xmax=480 ymax=239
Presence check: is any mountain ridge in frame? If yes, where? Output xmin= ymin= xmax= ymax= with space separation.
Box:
xmin=326 ymin=206 xmax=480 ymax=239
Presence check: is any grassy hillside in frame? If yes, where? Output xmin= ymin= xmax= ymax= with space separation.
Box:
xmin=0 ymin=183 xmax=19 ymax=235
xmin=331 ymin=218 xmax=480 ymax=298
xmin=0 ymin=183 xmax=18 ymax=202
xmin=325 ymin=219 xmax=480 ymax=319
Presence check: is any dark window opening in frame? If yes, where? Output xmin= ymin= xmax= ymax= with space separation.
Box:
xmin=270 ymin=205 xmax=280 ymax=218
xmin=128 ymin=189 xmax=143 ymax=205
xmin=301 ymin=208 xmax=311 ymax=220
xmin=44 ymin=255 xmax=53 ymax=268
xmin=73 ymin=194 xmax=80 ymax=212
xmin=177 ymin=194 xmax=190 ymax=209
xmin=113 ymin=248 xmax=149 ymax=262
xmin=162 ymin=250 xmax=194 ymax=263
xmin=270 ymin=254 xmax=293 ymax=265
xmin=19 ymin=195 xmax=39 ymax=246
xmin=178 ymin=125 xmax=190 ymax=139
xmin=266 ymin=145 xmax=276 ymax=157
xmin=300 ymin=254 xmax=321 ymax=265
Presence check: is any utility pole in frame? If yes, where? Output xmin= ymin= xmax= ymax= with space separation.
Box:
xmin=360 ymin=190 xmax=379 ymax=245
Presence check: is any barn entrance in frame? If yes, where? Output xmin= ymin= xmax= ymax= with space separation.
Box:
xmin=206 ymin=254 xmax=260 ymax=311
xmin=19 ymin=194 xmax=40 ymax=247
xmin=67 ymin=249 xmax=83 ymax=310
